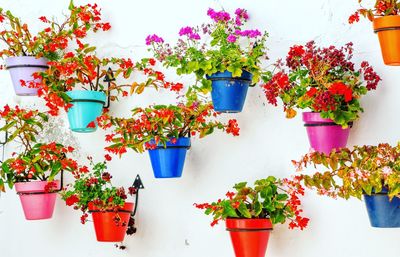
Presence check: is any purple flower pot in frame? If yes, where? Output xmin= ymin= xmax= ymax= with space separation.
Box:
xmin=302 ymin=112 xmax=351 ymax=154
xmin=5 ymin=56 xmax=48 ymax=96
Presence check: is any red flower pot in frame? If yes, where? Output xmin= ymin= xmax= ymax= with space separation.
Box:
xmin=89 ymin=202 xmax=134 ymax=242
xmin=226 ymin=218 xmax=273 ymax=257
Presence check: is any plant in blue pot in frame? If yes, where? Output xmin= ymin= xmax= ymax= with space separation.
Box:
xmin=146 ymin=8 xmax=268 ymax=113
xmin=292 ymin=144 xmax=400 ymax=228
xmin=37 ymin=44 xmax=183 ymax=132
xmin=98 ymin=94 xmax=240 ymax=178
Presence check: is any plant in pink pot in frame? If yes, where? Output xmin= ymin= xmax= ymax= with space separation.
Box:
xmin=262 ymin=41 xmax=381 ymax=154
xmin=0 ymin=2 xmax=110 ymax=96
xmin=0 ymin=105 xmax=79 ymax=220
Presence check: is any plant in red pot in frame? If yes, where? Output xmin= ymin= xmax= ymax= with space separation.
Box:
xmin=262 ymin=41 xmax=381 ymax=154
xmin=195 ymin=176 xmax=309 ymax=257
xmin=349 ymin=0 xmax=400 ymax=65
xmin=292 ymin=143 xmax=400 ymax=228
xmin=98 ymin=92 xmax=240 ymax=179
xmin=61 ymin=158 xmax=139 ymax=245
xmin=147 ymin=8 xmax=268 ymax=113
xmin=37 ymin=43 xmax=183 ymax=132
xmin=0 ymin=1 xmax=110 ymax=95
xmin=0 ymin=106 xmax=79 ymax=220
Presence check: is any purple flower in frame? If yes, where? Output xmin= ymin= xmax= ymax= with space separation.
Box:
xmin=207 ymin=8 xmax=231 ymax=22
xmin=145 ymin=34 xmax=164 ymax=45
xmin=179 ymin=26 xmax=194 ymax=36
xmin=234 ymin=8 xmax=249 ymax=26
xmin=227 ymin=34 xmax=237 ymax=43
xmin=235 ymin=29 xmax=261 ymax=38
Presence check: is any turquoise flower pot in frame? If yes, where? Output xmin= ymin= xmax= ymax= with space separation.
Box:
xmin=66 ymin=90 xmax=106 ymax=133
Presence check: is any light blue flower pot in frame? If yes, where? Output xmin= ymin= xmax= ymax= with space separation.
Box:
xmin=66 ymin=90 xmax=106 ymax=133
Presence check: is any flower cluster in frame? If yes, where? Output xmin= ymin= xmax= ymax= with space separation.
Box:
xmin=292 ymin=143 xmax=400 ymax=200
xmin=262 ymin=41 xmax=381 ymax=127
xmin=194 ymin=176 xmax=309 ymax=229
xmin=147 ymin=8 xmax=269 ymax=93
xmin=98 ymin=97 xmax=240 ymax=155
xmin=61 ymin=158 xmax=137 ymax=237
xmin=36 ymin=43 xmax=183 ymax=115
xmin=0 ymin=2 xmax=110 ymax=60
xmin=349 ymin=0 xmax=400 ymax=23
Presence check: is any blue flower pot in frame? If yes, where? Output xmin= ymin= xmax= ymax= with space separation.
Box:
xmin=148 ymin=137 xmax=191 ymax=179
xmin=66 ymin=90 xmax=106 ymax=133
xmin=364 ymin=188 xmax=400 ymax=228
xmin=206 ymin=70 xmax=252 ymax=113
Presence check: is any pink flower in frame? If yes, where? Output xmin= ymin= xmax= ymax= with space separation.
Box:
xmin=179 ymin=26 xmax=201 ymax=40
xmin=145 ymin=34 xmax=164 ymax=45
xmin=227 ymin=34 xmax=237 ymax=43
xmin=207 ymin=8 xmax=231 ymax=22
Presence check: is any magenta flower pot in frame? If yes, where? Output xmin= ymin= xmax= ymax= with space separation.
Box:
xmin=302 ymin=112 xmax=351 ymax=154
xmin=5 ymin=56 xmax=48 ymax=96
xmin=15 ymin=180 xmax=60 ymax=220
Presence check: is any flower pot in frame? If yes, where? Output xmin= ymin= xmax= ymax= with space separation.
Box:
xmin=364 ymin=188 xmax=400 ymax=228
xmin=89 ymin=202 xmax=134 ymax=242
xmin=66 ymin=90 xmax=106 ymax=133
xmin=206 ymin=70 xmax=252 ymax=113
xmin=148 ymin=137 xmax=191 ymax=178
xmin=373 ymin=16 xmax=400 ymax=65
xmin=5 ymin=56 xmax=48 ymax=96
xmin=302 ymin=112 xmax=350 ymax=155
xmin=15 ymin=180 xmax=60 ymax=220
xmin=226 ymin=218 xmax=273 ymax=257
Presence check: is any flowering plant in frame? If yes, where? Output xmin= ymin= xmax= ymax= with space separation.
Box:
xmin=0 ymin=1 xmax=110 ymax=60
xmin=194 ymin=176 xmax=309 ymax=229
xmin=61 ymin=158 xmax=137 ymax=235
xmin=262 ymin=41 xmax=381 ymax=127
xmin=348 ymin=0 xmax=400 ymax=24
xmin=292 ymin=143 xmax=400 ymax=200
xmin=98 ymin=93 xmax=240 ymax=155
xmin=146 ymin=8 xmax=268 ymax=92
xmin=0 ymin=105 xmax=78 ymax=191
xmin=38 ymin=44 xmax=184 ymax=115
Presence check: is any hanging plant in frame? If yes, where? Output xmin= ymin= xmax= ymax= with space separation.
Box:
xmin=262 ymin=41 xmax=381 ymax=153
xmin=0 ymin=105 xmax=79 ymax=219
xmin=98 ymin=92 xmax=240 ymax=178
xmin=195 ymin=176 xmax=308 ymax=257
xmin=146 ymin=8 xmax=268 ymax=112
xmin=349 ymin=0 xmax=400 ymax=65
xmin=61 ymin=158 xmax=138 ymax=243
xmin=292 ymin=144 xmax=400 ymax=227
xmin=0 ymin=1 xmax=111 ymax=95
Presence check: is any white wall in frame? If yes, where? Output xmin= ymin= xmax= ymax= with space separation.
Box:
xmin=0 ymin=0 xmax=399 ymax=257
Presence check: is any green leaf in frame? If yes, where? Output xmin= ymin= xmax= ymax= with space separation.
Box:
xmin=238 ymin=202 xmax=251 ymax=218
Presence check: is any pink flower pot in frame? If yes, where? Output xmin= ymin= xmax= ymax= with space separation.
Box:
xmin=15 ymin=180 xmax=60 ymax=220
xmin=302 ymin=112 xmax=351 ymax=155
xmin=5 ymin=56 xmax=48 ymax=96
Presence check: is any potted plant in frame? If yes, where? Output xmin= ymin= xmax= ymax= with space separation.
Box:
xmin=0 ymin=105 xmax=79 ymax=220
xmin=292 ymin=143 xmax=400 ymax=228
xmin=349 ymin=0 xmax=400 ymax=65
xmin=146 ymin=8 xmax=268 ymax=113
xmin=0 ymin=1 xmax=111 ymax=95
xmin=262 ymin=41 xmax=381 ymax=154
xmin=98 ymin=93 xmax=240 ymax=178
xmin=61 ymin=158 xmax=138 ymax=243
xmin=38 ymin=43 xmax=183 ymax=132
xmin=195 ymin=176 xmax=309 ymax=257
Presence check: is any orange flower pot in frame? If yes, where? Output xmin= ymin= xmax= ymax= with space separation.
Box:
xmin=89 ymin=202 xmax=134 ymax=242
xmin=226 ymin=218 xmax=273 ymax=257
xmin=373 ymin=16 xmax=400 ymax=65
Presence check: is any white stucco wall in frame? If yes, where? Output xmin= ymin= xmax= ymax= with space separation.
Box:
xmin=0 ymin=1 xmax=399 ymax=257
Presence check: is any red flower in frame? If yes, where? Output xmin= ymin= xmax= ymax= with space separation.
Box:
xmin=226 ymin=191 xmax=235 ymax=200
xmin=86 ymin=121 xmax=96 ymax=128
xmin=226 ymin=119 xmax=240 ymax=136
xmin=348 ymin=12 xmax=360 ymax=24
xmin=102 ymin=22 xmax=111 ymax=31
xmin=104 ymin=154 xmax=112 ymax=161
xmin=170 ymin=82 xmax=184 ymax=92
xmin=0 ymin=15 xmax=4 ymax=23
xmin=39 ymin=16 xmax=48 ymax=23
xmin=149 ymin=58 xmax=156 ymax=66
xmin=65 ymin=195 xmax=79 ymax=206
xmin=306 ymin=87 xmax=318 ymax=97
xmin=329 ymin=82 xmax=353 ymax=102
